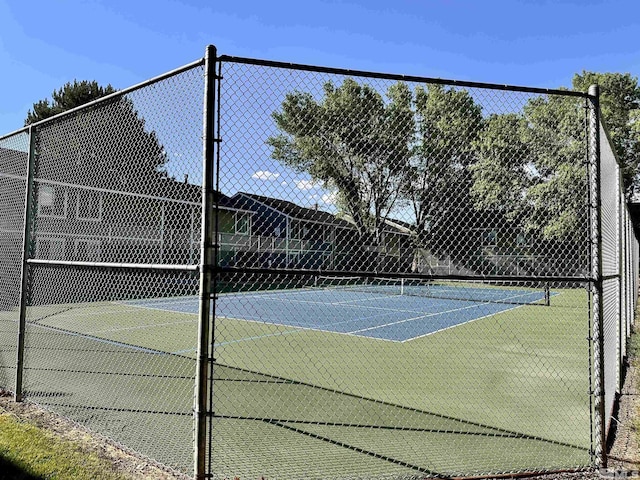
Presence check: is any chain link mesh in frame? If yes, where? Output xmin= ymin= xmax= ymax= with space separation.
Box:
xmin=15 ymin=64 xmax=204 ymax=474
xmin=0 ymin=132 xmax=29 ymax=392
xmin=599 ymin=122 xmax=621 ymax=437
xmin=598 ymin=120 xmax=638 ymax=447
xmin=0 ymin=50 xmax=638 ymax=478
xmin=210 ymin=60 xmax=595 ymax=478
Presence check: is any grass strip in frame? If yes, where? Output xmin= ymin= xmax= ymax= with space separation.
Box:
xmin=0 ymin=409 xmax=125 ymax=480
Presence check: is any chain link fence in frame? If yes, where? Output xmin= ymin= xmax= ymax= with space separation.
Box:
xmin=0 ymin=131 xmax=28 ymax=393
xmin=1 ymin=61 xmax=206 ymax=474
xmin=0 ymin=46 xmax=638 ymax=479
xmin=598 ymin=118 xmax=640 ymax=450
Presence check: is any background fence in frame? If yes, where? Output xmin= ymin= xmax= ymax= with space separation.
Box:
xmin=0 ymin=45 xmax=637 ymax=479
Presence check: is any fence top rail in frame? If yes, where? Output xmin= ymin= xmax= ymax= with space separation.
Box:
xmin=0 ymin=57 xmax=206 ymax=142
xmin=217 ymin=53 xmax=592 ymax=99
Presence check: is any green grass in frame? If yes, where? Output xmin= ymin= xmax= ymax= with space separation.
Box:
xmin=0 ymin=409 xmax=125 ymax=480
xmin=0 ymin=286 xmax=595 ymax=478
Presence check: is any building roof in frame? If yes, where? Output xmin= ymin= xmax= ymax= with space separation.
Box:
xmin=234 ymin=192 xmax=411 ymax=235
xmin=234 ymin=192 xmax=353 ymax=228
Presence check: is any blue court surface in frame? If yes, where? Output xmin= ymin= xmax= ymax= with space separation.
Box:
xmin=124 ymin=285 xmax=547 ymax=342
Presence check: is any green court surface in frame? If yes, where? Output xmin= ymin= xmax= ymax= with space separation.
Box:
xmin=0 ymin=286 xmax=593 ymax=477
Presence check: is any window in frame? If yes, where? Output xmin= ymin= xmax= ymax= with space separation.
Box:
xmin=290 ymin=221 xmax=301 ymax=240
xmin=481 ymin=230 xmax=498 ymax=247
xmin=38 ymin=184 xmax=67 ymax=218
xmin=76 ymin=190 xmax=103 ymax=221
xmin=516 ymin=233 xmax=531 ymax=247
xmin=290 ymin=221 xmax=308 ymax=240
xmin=289 ymin=251 xmax=301 ymax=266
xmin=235 ymin=212 xmax=250 ymax=235
xmin=35 ymin=237 xmax=66 ymax=260
xmin=74 ymin=239 xmax=102 ymax=262
xmin=322 ymin=226 xmax=332 ymax=244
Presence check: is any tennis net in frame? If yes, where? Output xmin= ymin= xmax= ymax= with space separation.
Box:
xmin=313 ymin=276 xmax=550 ymax=306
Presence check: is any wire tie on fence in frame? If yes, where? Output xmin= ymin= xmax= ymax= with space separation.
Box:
xmin=611 ymin=416 xmax=623 ymax=426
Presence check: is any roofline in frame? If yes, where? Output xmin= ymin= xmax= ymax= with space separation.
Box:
xmin=234 ymin=192 xmax=292 ymax=221
xmin=235 ymin=192 xmax=353 ymax=228
xmin=237 ymin=193 xmax=415 ymax=234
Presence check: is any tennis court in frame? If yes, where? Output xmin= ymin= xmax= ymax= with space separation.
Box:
xmin=9 ymin=279 xmax=589 ymax=477
xmin=124 ymin=278 xmax=551 ymax=342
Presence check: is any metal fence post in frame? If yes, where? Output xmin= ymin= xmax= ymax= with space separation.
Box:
xmin=194 ymin=44 xmax=217 ymax=479
xmin=588 ymin=84 xmax=606 ymax=467
xmin=15 ymin=125 xmax=36 ymax=402
xmin=618 ymin=159 xmax=625 ymax=390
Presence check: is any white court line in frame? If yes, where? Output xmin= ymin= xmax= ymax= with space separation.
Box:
xmin=122 ymin=296 xmax=405 ymax=344
xmin=400 ymin=305 xmax=526 ymax=343
xmin=212 ymin=314 xmax=403 ymax=343
xmin=129 ymin=290 xmax=435 ymax=316
xmin=36 ymin=307 xmax=145 ymax=319
xmin=89 ymin=318 xmax=196 ymax=334
xmin=216 ymin=293 xmax=441 ymax=316
xmin=214 ymin=288 xmax=320 ymax=302
xmin=349 ymin=300 xmax=520 ymax=341
xmin=28 ymin=321 xmax=166 ymax=355
xmin=117 ymin=289 xmax=545 ymax=344
xmin=122 ymin=297 xmax=199 ymax=308
xmin=116 ymin=301 xmax=198 ymax=316
xmin=401 ymin=292 xmax=548 ymax=342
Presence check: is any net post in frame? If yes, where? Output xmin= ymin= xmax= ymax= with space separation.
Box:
xmin=14 ymin=125 xmax=36 ymax=403
xmin=588 ymin=83 xmax=606 ymax=468
xmin=194 ymin=44 xmax=217 ymax=480
xmin=544 ymin=282 xmax=550 ymax=307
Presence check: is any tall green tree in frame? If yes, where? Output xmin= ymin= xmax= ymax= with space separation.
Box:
xmin=406 ymin=84 xmax=483 ymax=263
xmin=470 ymin=113 xmax=531 ymax=221
xmin=470 ymin=73 xmax=640 ymax=244
xmin=573 ymin=71 xmax=640 ymax=196
xmin=25 ymin=80 xmax=173 ymax=198
xmin=520 ymin=94 xmax=589 ymax=243
xmin=268 ymin=79 xmax=414 ymax=245
xmin=25 ymin=80 xmax=116 ymax=125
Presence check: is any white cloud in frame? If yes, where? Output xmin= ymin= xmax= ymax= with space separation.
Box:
xmin=296 ymin=179 xmax=319 ymax=190
xmin=321 ymin=192 xmax=337 ymax=205
xmin=252 ymin=170 xmax=280 ymax=181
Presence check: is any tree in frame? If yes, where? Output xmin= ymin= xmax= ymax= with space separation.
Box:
xmin=572 ymin=71 xmax=640 ymax=196
xmin=520 ymin=93 xmax=589 ymax=243
xmin=470 ymin=113 xmax=531 ymax=221
xmin=25 ymin=80 xmax=174 ymax=198
xmin=268 ymin=79 xmax=414 ymax=245
xmin=25 ymin=80 xmax=116 ymax=125
xmin=406 ymin=84 xmax=483 ymax=264
xmin=470 ymin=73 xmax=640 ymax=245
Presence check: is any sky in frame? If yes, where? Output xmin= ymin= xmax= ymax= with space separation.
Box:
xmin=1 ymin=0 xmax=640 ymax=136
xmin=1 ymin=0 xmax=640 ymax=210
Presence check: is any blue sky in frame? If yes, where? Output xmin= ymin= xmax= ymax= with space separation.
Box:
xmin=2 ymin=0 xmax=639 ymax=212
xmin=1 ymin=0 xmax=640 ymax=136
